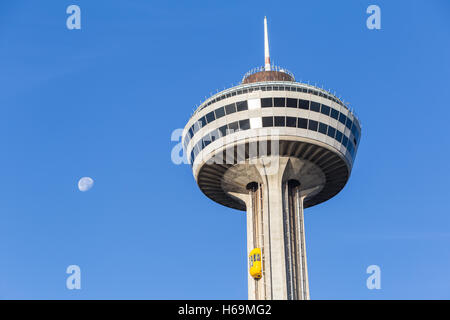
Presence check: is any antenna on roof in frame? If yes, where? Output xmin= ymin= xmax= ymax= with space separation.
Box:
xmin=264 ymin=16 xmax=271 ymax=71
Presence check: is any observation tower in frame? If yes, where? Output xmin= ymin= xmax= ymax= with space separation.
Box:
xmin=182 ymin=17 xmax=361 ymax=300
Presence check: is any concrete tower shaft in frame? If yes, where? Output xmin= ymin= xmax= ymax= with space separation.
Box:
xmin=231 ymin=157 xmax=311 ymax=299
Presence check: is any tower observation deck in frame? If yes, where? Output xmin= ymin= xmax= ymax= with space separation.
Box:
xmin=182 ymin=17 xmax=361 ymax=300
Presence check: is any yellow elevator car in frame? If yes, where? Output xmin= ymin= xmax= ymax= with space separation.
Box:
xmin=249 ymin=248 xmax=262 ymax=279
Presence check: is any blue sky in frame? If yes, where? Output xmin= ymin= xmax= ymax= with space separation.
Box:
xmin=0 ymin=0 xmax=449 ymax=299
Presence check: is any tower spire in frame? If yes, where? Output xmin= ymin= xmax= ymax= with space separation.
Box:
xmin=264 ymin=16 xmax=271 ymax=71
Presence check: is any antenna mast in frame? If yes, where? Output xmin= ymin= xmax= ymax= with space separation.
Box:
xmin=264 ymin=16 xmax=271 ymax=71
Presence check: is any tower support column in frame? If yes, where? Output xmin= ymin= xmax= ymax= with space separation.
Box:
xmin=244 ymin=157 xmax=310 ymax=300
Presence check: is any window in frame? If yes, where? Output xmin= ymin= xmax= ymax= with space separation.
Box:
xmin=297 ymin=118 xmax=308 ymax=129
xmin=351 ymin=124 xmax=359 ymax=141
xmin=308 ymin=120 xmax=318 ymax=131
xmin=345 ymin=117 xmax=352 ymax=130
xmin=339 ymin=113 xmax=346 ymax=125
xmin=335 ymin=130 xmax=343 ymax=143
xmin=262 ymin=116 xmax=274 ymax=127
xmin=274 ymin=116 xmax=285 ymax=126
xmin=310 ymin=101 xmax=320 ymax=112
xmin=299 ymin=99 xmax=309 ymax=110
xmin=215 ymin=106 xmax=225 ymax=119
xmin=228 ymin=121 xmax=239 ymax=133
xmin=348 ymin=141 xmax=354 ymax=156
xmin=286 ymin=116 xmax=296 ymax=127
xmin=286 ymin=98 xmax=297 ymax=108
xmin=274 ymin=97 xmax=286 ymax=107
xmin=206 ymin=111 xmax=215 ymax=123
xmin=210 ymin=129 xmax=220 ymax=142
xmin=318 ymin=122 xmax=328 ymax=134
xmin=236 ymin=100 xmax=248 ymax=112
xmin=239 ymin=119 xmax=250 ymax=130
xmin=218 ymin=125 xmax=228 ymax=137
xmin=321 ymin=104 xmax=331 ymax=116
xmin=327 ymin=126 xmax=336 ymax=138
xmin=199 ymin=116 xmax=207 ymax=127
xmin=203 ymin=133 xmax=212 ymax=147
xmin=261 ymin=98 xmax=273 ymax=108
xmin=342 ymin=135 xmax=348 ymax=147
xmin=330 ymin=108 xmax=339 ymax=120
xmin=225 ymin=103 xmax=236 ymax=115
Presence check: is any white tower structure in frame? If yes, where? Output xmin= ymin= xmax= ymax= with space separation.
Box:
xmin=182 ymin=18 xmax=361 ymax=300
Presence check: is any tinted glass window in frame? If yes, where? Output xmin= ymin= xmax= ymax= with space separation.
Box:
xmin=274 ymin=97 xmax=286 ymax=107
xmin=210 ymin=129 xmax=219 ymax=142
xmin=225 ymin=103 xmax=236 ymax=115
xmin=298 ymin=118 xmax=308 ymax=129
xmin=330 ymin=108 xmax=339 ymax=120
xmin=215 ymin=107 xmax=225 ymax=119
xmin=335 ymin=130 xmax=343 ymax=143
xmin=206 ymin=111 xmax=215 ymax=123
xmin=318 ymin=122 xmax=328 ymax=134
xmin=351 ymin=124 xmax=359 ymax=140
xmin=199 ymin=116 xmax=207 ymax=127
xmin=274 ymin=116 xmax=285 ymax=126
xmin=342 ymin=135 xmax=348 ymax=147
xmin=310 ymin=102 xmax=320 ymax=112
xmin=228 ymin=121 xmax=239 ymax=132
xmin=262 ymin=116 xmax=274 ymax=127
xmin=339 ymin=113 xmax=346 ymax=125
xmin=345 ymin=117 xmax=352 ymax=130
xmin=286 ymin=98 xmax=297 ymax=108
xmin=327 ymin=126 xmax=336 ymax=138
xmin=299 ymin=99 xmax=309 ymax=110
xmin=321 ymin=104 xmax=331 ymax=116
xmin=308 ymin=120 xmax=318 ymax=131
xmin=239 ymin=119 xmax=250 ymax=130
xmin=203 ymin=134 xmax=212 ymax=147
xmin=261 ymin=98 xmax=273 ymax=108
xmin=236 ymin=100 xmax=248 ymax=112
xmin=218 ymin=125 xmax=228 ymax=137
xmin=286 ymin=116 xmax=296 ymax=127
